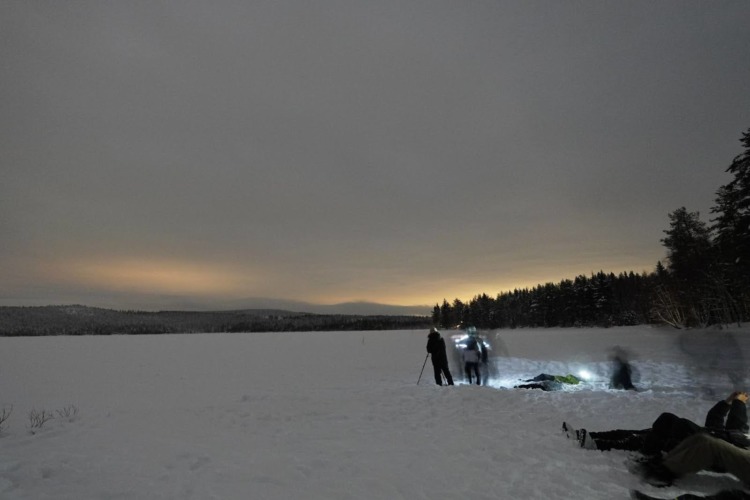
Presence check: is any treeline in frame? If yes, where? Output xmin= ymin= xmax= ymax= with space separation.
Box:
xmin=432 ymin=270 xmax=657 ymax=329
xmin=434 ymin=127 xmax=750 ymax=330
xmin=0 ymin=305 xmax=431 ymax=337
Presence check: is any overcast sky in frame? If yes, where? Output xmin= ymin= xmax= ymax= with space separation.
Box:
xmin=2 ymin=0 xmax=749 ymax=312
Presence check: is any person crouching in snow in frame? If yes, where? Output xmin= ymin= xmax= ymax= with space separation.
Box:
xmin=426 ymin=328 xmax=454 ymax=386
xmin=463 ymin=336 xmax=481 ymax=385
xmin=610 ymin=346 xmax=637 ymax=390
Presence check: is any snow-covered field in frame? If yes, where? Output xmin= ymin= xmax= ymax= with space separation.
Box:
xmin=1 ymin=325 xmax=748 ymax=499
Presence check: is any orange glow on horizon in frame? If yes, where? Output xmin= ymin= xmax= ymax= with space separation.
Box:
xmin=64 ymin=258 xmax=255 ymax=296
xmin=20 ymin=253 xmax=659 ymax=309
xmin=313 ymin=259 xmax=657 ymax=307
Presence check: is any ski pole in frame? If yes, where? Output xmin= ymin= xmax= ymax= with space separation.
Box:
xmin=417 ymin=353 xmax=429 ymax=385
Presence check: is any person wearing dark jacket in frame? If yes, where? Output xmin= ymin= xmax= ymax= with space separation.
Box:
xmin=704 ymin=392 xmax=750 ymax=448
xmin=564 ymin=391 xmax=749 ymax=454
xmin=610 ymin=346 xmax=637 ymax=390
xmin=426 ymin=328 xmax=454 ymax=386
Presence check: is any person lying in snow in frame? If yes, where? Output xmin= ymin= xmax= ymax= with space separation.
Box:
xmin=562 ymin=391 xmax=749 ymax=454
xmin=515 ymin=373 xmax=581 ymax=391
xmin=633 ymin=432 xmax=750 ymax=489
xmin=631 ymin=488 xmax=750 ymax=500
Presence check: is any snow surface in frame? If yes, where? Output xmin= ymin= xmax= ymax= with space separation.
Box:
xmin=1 ymin=325 xmax=749 ymax=499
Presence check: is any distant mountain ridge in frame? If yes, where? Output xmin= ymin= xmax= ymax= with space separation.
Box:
xmin=0 ymin=297 xmax=432 ymax=316
xmin=214 ymin=298 xmax=431 ymax=316
xmin=0 ymin=304 xmax=432 ymax=336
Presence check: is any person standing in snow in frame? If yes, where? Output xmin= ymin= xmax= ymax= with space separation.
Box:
xmin=463 ymin=336 xmax=481 ymax=385
xmin=426 ymin=328 xmax=454 ymax=386
xmin=479 ymin=340 xmax=490 ymax=385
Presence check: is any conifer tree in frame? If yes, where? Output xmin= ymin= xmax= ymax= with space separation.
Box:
xmin=661 ymin=207 xmax=712 ymax=285
xmin=710 ymin=127 xmax=750 ymax=321
xmin=711 ymin=129 xmax=750 ymax=280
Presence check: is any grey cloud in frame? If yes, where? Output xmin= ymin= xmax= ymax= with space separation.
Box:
xmin=2 ymin=0 xmax=749 ymax=309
